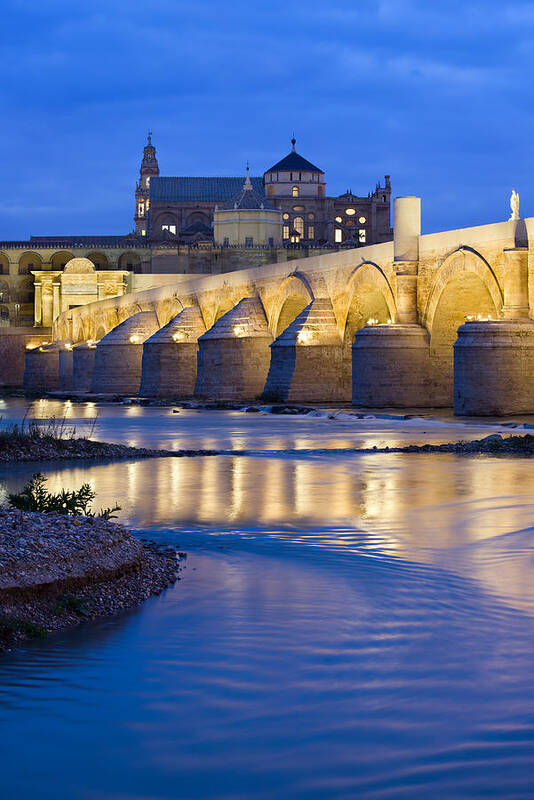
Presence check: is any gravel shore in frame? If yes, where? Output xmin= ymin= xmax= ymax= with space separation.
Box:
xmin=0 ymin=508 xmax=182 ymax=652
xmin=0 ymin=435 xmax=219 ymax=462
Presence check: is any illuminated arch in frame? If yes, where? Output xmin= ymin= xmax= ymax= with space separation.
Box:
xmin=269 ymin=272 xmax=314 ymax=337
xmin=424 ymin=247 xmax=503 ymax=333
xmin=342 ymin=262 xmax=396 ymax=344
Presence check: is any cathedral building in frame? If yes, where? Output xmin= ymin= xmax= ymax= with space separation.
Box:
xmin=0 ymin=134 xmax=392 ymax=338
xmin=135 ymin=136 xmax=392 ymax=247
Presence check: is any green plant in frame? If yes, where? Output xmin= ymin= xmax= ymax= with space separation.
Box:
xmin=0 ymin=411 xmax=99 ymax=448
xmin=8 ymin=473 xmax=121 ymax=519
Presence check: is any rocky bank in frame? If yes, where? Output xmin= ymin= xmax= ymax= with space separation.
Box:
xmin=0 ymin=508 xmax=182 ymax=651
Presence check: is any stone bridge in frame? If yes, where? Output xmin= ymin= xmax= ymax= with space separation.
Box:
xmin=25 ymin=197 xmax=534 ymax=414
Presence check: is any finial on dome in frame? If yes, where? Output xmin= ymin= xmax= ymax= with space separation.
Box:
xmin=243 ymin=163 xmax=252 ymax=190
xmin=147 ymin=131 xmax=152 ymax=145
xmin=291 ymin=135 xmax=296 ymax=152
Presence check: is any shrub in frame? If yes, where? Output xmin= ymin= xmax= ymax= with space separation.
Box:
xmin=8 ymin=473 xmax=120 ymax=520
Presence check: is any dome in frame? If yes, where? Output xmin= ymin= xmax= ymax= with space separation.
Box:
xmin=63 ymin=257 xmax=96 ymax=274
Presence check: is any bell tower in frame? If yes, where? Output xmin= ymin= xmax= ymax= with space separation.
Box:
xmin=134 ymin=132 xmax=159 ymax=236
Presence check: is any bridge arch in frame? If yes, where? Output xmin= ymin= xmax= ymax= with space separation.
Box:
xmin=343 ymin=262 xmax=396 ymax=346
xmin=424 ymin=247 xmax=503 ymax=333
xmin=269 ymin=272 xmax=314 ymax=338
xmin=425 ymin=247 xmax=503 ymax=405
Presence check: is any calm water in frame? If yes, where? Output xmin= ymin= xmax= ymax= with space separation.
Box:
xmin=0 ymin=401 xmax=534 ymax=799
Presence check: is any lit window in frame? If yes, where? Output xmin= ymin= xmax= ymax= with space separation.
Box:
xmin=335 ymin=229 xmax=342 ymax=243
xmin=292 ymin=186 xmax=299 ymax=197
xmin=146 ymin=199 xmax=150 ymax=210
xmin=146 ymin=176 xmax=151 ymax=188
xmin=308 ymin=226 xmax=314 ymax=239
xmin=283 ymin=225 xmax=290 ymax=239
xmin=359 ymin=229 xmax=366 ymax=243
xmin=359 ymin=216 xmax=366 ymax=224
xmin=138 ymin=202 xmax=144 ymax=216
xmin=308 ymin=213 xmax=315 ymax=220
xmin=293 ymin=205 xmax=304 ymax=211
xmin=335 ymin=216 xmax=342 ymax=223
xmin=267 ymin=186 xmax=274 ymax=196
xmin=162 ymin=224 xmax=176 ymax=235
xmin=345 ymin=208 xmax=356 ymax=216
xmin=294 ymin=217 xmax=304 ymax=236
xmin=283 ymin=213 xmax=290 ymax=220
xmin=141 ymin=230 xmax=146 ymax=236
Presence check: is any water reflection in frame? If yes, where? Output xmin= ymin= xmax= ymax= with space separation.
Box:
xmin=2 ymin=451 xmax=534 ymax=613
xmin=1 ymin=404 xmax=534 ymax=798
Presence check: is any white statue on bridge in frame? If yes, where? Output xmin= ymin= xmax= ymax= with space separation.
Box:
xmin=509 ymin=189 xmax=520 ymax=221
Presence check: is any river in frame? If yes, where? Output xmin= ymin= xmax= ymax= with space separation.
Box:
xmin=0 ymin=400 xmax=533 ymax=799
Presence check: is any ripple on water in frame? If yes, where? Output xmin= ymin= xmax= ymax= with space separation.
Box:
xmin=0 ymin=401 xmax=533 ymax=798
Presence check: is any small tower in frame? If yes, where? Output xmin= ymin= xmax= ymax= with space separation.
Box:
xmin=264 ymin=138 xmax=325 ymax=199
xmin=134 ymin=132 xmax=160 ymax=236
xmin=214 ymin=166 xmax=282 ymax=247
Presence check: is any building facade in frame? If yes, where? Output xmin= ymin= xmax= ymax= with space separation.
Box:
xmin=0 ymin=134 xmax=392 ymax=332
xmin=139 ymin=136 xmax=392 ymax=247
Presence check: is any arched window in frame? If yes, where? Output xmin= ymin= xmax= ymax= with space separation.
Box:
xmin=294 ymin=217 xmax=304 ymax=237
xmin=292 ymin=186 xmax=299 ymax=197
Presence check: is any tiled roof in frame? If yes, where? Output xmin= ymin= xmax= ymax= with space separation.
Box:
xmin=150 ymin=177 xmax=265 ymax=203
xmin=265 ymin=151 xmax=323 ymax=174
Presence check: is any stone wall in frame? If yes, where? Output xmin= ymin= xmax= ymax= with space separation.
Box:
xmin=0 ymin=328 xmax=51 ymax=388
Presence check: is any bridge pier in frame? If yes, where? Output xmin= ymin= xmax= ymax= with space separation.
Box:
xmin=72 ymin=342 xmax=98 ymax=393
xmin=352 ymin=324 xmax=433 ymax=407
xmin=23 ymin=341 xmax=69 ymax=393
xmin=58 ymin=345 xmax=73 ymax=391
xmin=195 ymin=298 xmax=273 ymax=402
xmin=454 ymin=320 xmax=534 ymax=415
xmin=454 ymin=247 xmax=534 ymax=415
xmin=263 ymin=299 xmax=346 ymax=402
xmin=91 ymin=312 xmax=159 ymax=395
xmin=140 ymin=307 xmax=206 ymax=397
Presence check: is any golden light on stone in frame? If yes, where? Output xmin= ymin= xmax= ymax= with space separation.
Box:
xmin=129 ymin=335 xmax=141 ymax=344
xmin=297 ymin=330 xmax=313 ymax=345
xmin=172 ymin=331 xmax=187 ymax=343
xmin=233 ymin=325 xmax=246 ymax=337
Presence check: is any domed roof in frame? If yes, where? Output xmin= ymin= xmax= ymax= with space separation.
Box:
xmin=265 ymin=138 xmax=323 ymax=175
xmin=221 ymin=168 xmax=276 ymax=212
xmin=63 ymin=257 xmax=96 ymax=274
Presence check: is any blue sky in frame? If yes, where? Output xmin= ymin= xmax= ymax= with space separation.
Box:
xmin=1 ymin=0 xmax=533 ymax=239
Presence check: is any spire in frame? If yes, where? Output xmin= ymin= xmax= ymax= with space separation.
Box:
xmin=147 ymin=130 xmax=152 ymax=146
xmin=243 ymin=163 xmax=252 ymax=190
xmin=291 ymin=136 xmax=296 ymax=152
